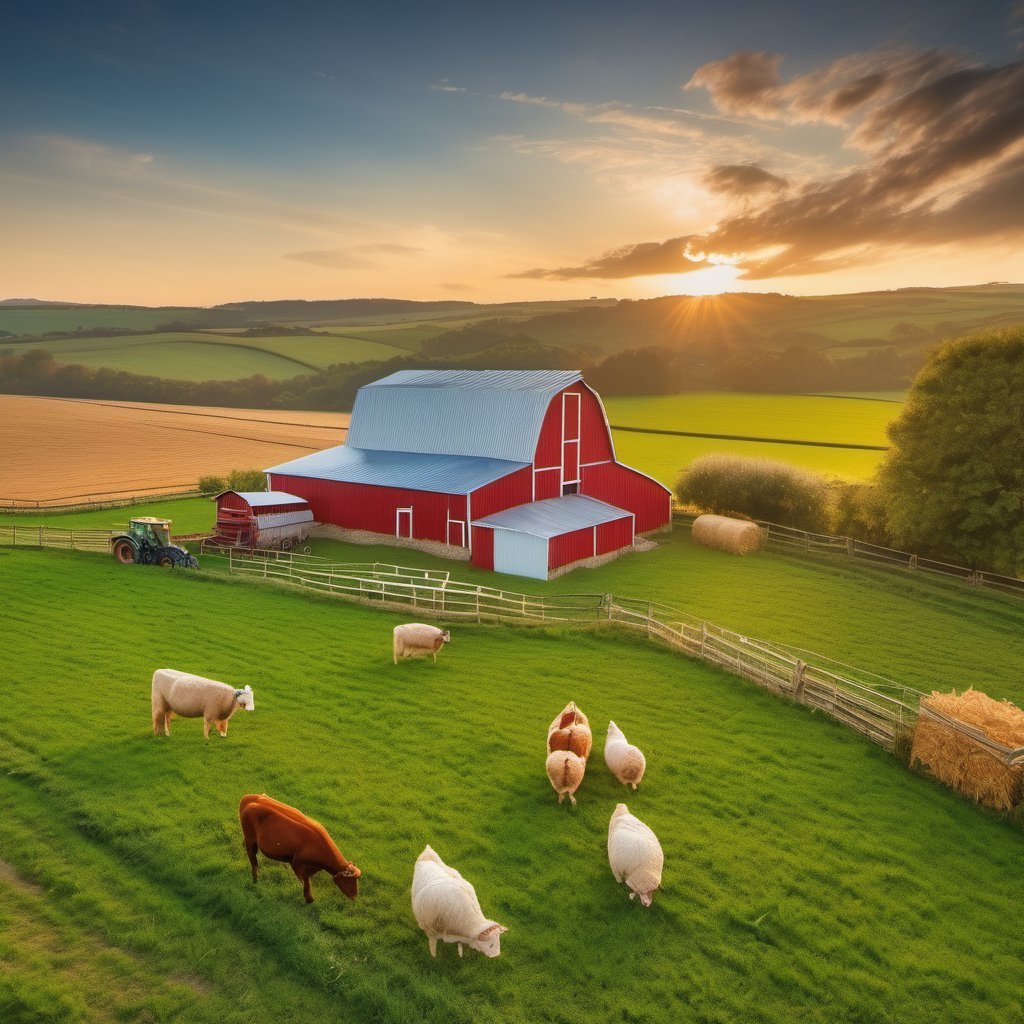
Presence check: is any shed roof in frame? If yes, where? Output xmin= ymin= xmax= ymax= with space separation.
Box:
xmin=345 ymin=369 xmax=583 ymax=463
xmin=217 ymin=490 xmax=309 ymax=507
xmin=472 ymin=494 xmax=631 ymax=539
xmin=266 ymin=445 xmax=528 ymax=495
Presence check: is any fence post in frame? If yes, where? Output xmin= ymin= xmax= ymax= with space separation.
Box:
xmin=476 ymin=588 xmax=482 ymax=623
xmin=793 ymin=659 xmax=807 ymax=701
xmin=699 ymin=621 xmax=707 ymax=657
xmin=647 ymin=601 xmax=654 ymax=635
xmin=909 ymin=554 xmax=918 ymax=570
xmin=11 ymin=525 xmax=15 ymax=547
xmin=846 ymin=537 xmax=854 ymax=557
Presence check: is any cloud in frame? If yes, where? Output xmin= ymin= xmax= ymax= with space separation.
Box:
xmin=705 ymin=163 xmax=787 ymax=195
xmin=313 ymin=70 xmax=339 ymax=82
xmin=284 ymin=243 xmax=425 ymax=269
xmin=513 ymin=237 xmax=705 ymax=280
xmin=521 ymin=48 xmax=1024 ymax=281
xmin=432 ymin=79 xmax=466 ymax=93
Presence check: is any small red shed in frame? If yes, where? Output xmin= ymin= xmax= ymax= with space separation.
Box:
xmin=213 ymin=491 xmax=314 ymax=550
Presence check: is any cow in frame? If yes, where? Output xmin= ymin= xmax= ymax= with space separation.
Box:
xmin=239 ymin=794 xmax=361 ymax=904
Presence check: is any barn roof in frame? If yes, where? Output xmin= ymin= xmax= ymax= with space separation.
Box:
xmin=265 ymin=445 xmax=528 ymax=495
xmin=345 ymin=369 xmax=584 ymax=462
xmin=217 ymin=490 xmax=309 ymax=507
xmin=472 ymin=494 xmax=631 ymax=538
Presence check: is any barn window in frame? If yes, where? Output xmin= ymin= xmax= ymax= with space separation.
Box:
xmin=562 ymin=482 xmax=578 ymax=495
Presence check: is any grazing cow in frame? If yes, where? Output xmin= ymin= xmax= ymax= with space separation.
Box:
xmin=239 ymin=794 xmax=361 ymax=903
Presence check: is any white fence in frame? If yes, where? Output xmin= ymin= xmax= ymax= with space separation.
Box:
xmin=0 ymin=524 xmax=115 ymax=552
xmin=218 ymin=546 xmax=921 ymax=753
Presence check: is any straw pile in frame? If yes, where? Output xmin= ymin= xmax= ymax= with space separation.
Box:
xmin=691 ymin=514 xmax=764 ymax=556
xmin=911 ymin=688 xmax=1024 ymax=811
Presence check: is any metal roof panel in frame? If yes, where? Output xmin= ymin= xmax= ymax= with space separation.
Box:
xmin=472 ymin=494 xmax=632 ymax=538
xmin=266 ymin=445 xmax=528 ymax=494
xmin=219 ymin=491 xmax=310 ymax=507
xmin=346 ymin=369 xmax=583 ymax=462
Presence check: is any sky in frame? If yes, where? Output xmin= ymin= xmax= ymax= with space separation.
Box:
xmin=2 ymin=0 xmax=1023 ymax=305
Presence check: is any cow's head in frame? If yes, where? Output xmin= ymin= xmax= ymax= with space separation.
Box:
xmin=472 ymin=922 xmax=508 ymax=958
xmin=333 ymin=863 xmax=361 ymax=900
xmin=440 ymin=630 xmax=451 ymax=644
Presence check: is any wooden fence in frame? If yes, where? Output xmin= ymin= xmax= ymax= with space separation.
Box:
xmin=675 ymin=513 xmax=1024 ymax=600
xmin=220 ymin=546 xmax=922 ymax=754
xmin=0 ymin=524 xmax=116 ymax=551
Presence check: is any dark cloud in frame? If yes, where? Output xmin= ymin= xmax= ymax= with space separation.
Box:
xmin=705 ymin=163 xmax=787 ymax=196
xmin=513 ymin=236 xmax=703 ymax=280
xmin=524 ymin=49 xmax=1024 ymax=281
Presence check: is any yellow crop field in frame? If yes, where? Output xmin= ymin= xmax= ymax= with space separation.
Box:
xmin=0 ymin=396 xmax=349 ymax=504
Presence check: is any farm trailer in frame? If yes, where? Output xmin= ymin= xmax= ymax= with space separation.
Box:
xmin=212 ymin=490 xmax=315 ymax=551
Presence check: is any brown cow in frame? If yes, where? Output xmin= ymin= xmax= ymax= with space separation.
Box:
xmin=239 ymin=794 xmax=361 ymax=903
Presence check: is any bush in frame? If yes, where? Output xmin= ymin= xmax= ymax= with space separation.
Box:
xmin=197 ymin=474 xmax=225 ymax=495
xmin=197 ymin=468 xmax=266 ymax=495
xmin=676 ymin=454 xmax=829 ymax=531
xmin=828 ymin=480 xmax=892 ymax=546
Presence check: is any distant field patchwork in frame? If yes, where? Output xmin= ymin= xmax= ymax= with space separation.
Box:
xmin=3 ymin=332 xmax=408 ymax=381
xmin=0 ymin=396 xmax=348 ymax=504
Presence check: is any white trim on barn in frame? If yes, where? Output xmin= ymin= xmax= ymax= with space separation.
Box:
xmin=396 ymin=507 xmax=413 ymax=539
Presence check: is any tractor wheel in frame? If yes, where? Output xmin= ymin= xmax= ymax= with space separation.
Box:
xmin=113 ymin=540 xmax=136 ymax=564
xmin=158 ymin=556 xmax=175 ymax=568
xmin=301 ymin=545 xmax=312 ymax=555
xmin=280 ymin=538 xmax=293 ymax=551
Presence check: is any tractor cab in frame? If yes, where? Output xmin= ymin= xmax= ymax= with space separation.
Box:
xmin=111 ymin=517 xmax=199 ymax=569
xmin=130 ymin=518 xmax=171 ymax=547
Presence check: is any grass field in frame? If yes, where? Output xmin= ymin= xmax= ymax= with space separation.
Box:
xmin=1 ymin=547 xmax=1021 ymax=1024
xmin=0 ymin=397 xmax=348 ymax=503
xmin=603 ymin=392 xmax=902 ymax=482
xmin=5 ymin=332 xmax=408 ymax=381
xmin=0 ymin=307 xmax=244 ymax=337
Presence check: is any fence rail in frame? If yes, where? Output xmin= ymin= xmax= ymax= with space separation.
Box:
xmin=0 ymin=487 xmax=202 ymax=512
xmin=0 ymin=524 xmax=116 ymax=551
xmin=221 ymin=546 xmax=922 ymax=753
xmin=675 ymin=512 xmax=1024 ymax=599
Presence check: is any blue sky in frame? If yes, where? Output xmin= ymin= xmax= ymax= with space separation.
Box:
xmin=2 ymin=0 xmax=1021 ymax=303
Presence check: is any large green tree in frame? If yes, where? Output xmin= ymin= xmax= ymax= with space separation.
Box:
xmin=878 ymin=326 xmax=1024 ymax=575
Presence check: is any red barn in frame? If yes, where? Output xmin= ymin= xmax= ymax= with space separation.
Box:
xmin=213 ymin=490 xmax=314 ymax=549
xmin=266 ymin=369 xmax=670 ymax=579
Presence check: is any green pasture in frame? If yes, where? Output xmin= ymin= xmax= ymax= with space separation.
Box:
xmin=0 ymin=547 xmax=1021 ymax=1024
xmin=0 ymin=307 xmax=243 ymax=337
xmin=603 ymin=393 xmax=900 ymax=447
xmin=0 ymin=496 xmax=215 ymax=534
xmin=612 ymin=429 xmax=885 ymax=483
xmin=600 ymin=391 xmax=902 ymax=482
xmin=5 ymin=332 xmax=408 ymax=381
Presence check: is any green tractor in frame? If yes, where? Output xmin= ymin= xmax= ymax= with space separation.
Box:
xmin=111 ymin=518 xmax=199 ymax=569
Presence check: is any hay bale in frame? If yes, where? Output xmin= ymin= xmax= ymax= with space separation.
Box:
xmin=691 ymin=514 xmax=763 ymax=555
xmin=910 ymin=688 xmax=1024 ymax=811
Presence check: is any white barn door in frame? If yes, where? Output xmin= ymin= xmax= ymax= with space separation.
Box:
xmin=492 ymin=530 xmax=548 ymax=580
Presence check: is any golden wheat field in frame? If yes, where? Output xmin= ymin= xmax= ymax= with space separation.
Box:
xmin=0 ymin=396 xmax=349 ymax=504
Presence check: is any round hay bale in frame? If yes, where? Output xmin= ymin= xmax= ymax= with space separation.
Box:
xmin=691 ymin=514 xmax=763 ymax=555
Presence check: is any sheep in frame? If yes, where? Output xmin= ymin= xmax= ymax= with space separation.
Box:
xmin=393 ymin=623 xmax=451 ymax=664
xmin=411 ymin=845 xmax=508 ymax=959
xmin=607 ymin=804 xmax=663 ymax=907
xmin=604 ymin=721 xmax=646 ymax=790
xmin=151 ymin=668 xmax=254 ymax=739
xmin=547 ymin=701 xmax=592 ymax=760
xmin=545 ymin=750 xmax=587 ymax=805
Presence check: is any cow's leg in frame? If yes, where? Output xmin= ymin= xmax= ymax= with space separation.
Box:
xmin=245 ymin=841 xmax=259 ymax=881
xmin=428 ymin=936 xmax=438 ymax=958
xmin=457 ymin=943 xmax=464 ymax=958
xmin=217 ymin=720 xmax=229 ymax=737
xmin=293 ymin=864 xmax=314 ymax=903
xmin=163 ymin=712 xmax=172 ymax=737
xmin=203 ymin=718 xmax=212 ymax=740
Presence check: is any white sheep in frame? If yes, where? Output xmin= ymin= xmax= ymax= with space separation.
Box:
xmin=604 ymin=721 xmax=647 ymax=790
xmin=607 ymin=804 xmax=663 ymax=907
xmin=411 ymin=846 xmax=508 ymax=958
xmin=151 ymin=668 xmax=254 ymax=739
xmin=545 ymin=749 xmax=587 ymax=805
xmin=393 ymin=624 xmax=451 ymax=664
